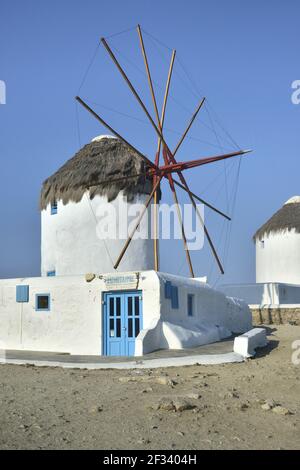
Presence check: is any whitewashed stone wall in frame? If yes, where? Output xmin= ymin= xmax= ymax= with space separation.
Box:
xmin=256 ymin=229 xmax=300 ymax=284
xmin=41 ymin=191 xmax=154 ymax=276
xmin=0 ymin=271 xmax=251 ymax=356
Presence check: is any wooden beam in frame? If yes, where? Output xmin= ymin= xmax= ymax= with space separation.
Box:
xmin=137 ymin=24 xmax=160 ymax=126
xmin=75 ymin=96 xmax=157 ymax=170
xmin=172 ymin=179 xmax=231 ymax=221
xmin=149 ymin=149 xmax=251 ymax=174
xmin=169 ymin=177 xmax=195 ymax=278
xmin=165 ymin=147 xmax=225 ymax=274
xmin=162 ymin=145 xmax=195 ymax=278
xmin=114 ymin=174 xmax=163 ymax=269
xmin=101 ymin=37 xmax=163 ymax=142
xmin=99 ymin=36 xmax=250 ymax=275
xmin=156 ymin=50 xmax=176 ymax=158
xmin=101 ymin=37 xmax=177 ymax=158
xmin=152 ymin=50 xmax=176 ymax=271
xmin=137 ymin=24 xmax=160 ymax=271
xmin=172 ymin=97 xmax=206 ymax=156
xmin=136 ymin=25 xmax=176 ymax=271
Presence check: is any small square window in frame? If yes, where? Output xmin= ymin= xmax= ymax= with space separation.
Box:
xmin=187 ymin=294 xmax=194 ymax=317
xmin=51 ymin=200 xmax=58 ymax=215
xmin=36 ymin=294 xmax=50 ymax=311
xmin=47 ymin=270 xmax=56 ymax=277
xmin=260 ymin=240 xmax=264 ymax=248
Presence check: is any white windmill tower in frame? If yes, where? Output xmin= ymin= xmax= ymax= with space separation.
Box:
xmin=254 ymin=196 xmax=300 ymax=284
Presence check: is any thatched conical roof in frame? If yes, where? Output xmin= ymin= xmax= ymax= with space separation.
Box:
xmin=40 ymin=136 xmax=154 ymax=210
xmin=253 ymin=196 xmax=300 ymax=240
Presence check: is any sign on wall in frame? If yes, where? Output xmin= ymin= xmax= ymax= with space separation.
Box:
xmin=102 ymin=273 xmax=139 ymax=290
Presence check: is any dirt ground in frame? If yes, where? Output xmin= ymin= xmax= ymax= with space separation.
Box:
xmin=0 ymin=325 xmax=299 ymax=450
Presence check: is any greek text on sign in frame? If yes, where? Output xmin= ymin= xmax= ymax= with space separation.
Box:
xmin=103 ymin=273 xmax=139 ymax=290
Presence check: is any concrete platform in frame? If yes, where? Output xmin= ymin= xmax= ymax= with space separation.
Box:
xmin=0 ymin=337 xmax=246 ymax=369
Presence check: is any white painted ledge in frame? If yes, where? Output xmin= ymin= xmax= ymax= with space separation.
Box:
xmin=0 ymin=330 xmax=270 ymax=370
xmin=0 ymin=352 xmax=244 ymax=370
xmin=233 ymin=328 xmax=268 ymax=357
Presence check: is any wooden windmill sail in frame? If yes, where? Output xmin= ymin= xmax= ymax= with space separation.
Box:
xmin=75 ymin=25 xmax=251 ymax=277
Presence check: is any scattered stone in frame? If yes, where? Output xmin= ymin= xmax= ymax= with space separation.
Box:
xmin=261 ymin=399 xmax=277 ymax=411
xmin=137 ymin=438 xmax=151 ymax=445
xmin=265 ymin=399 xmax=277 ymax=408
xmin=272 ymin=406 xmax=291 ymax=416
xmin=177 ymin=431 xmax=185 ymax=436
xmin=256 ymin=398 xmax=265 ymax=405
xmin=154 ymin=396 xmax=196 ymax=412
xmin=227 ymin=391 xmax=239 ymax=399
xmin=173 ymin=398 xmax=196 ymax=412
xmin=85 ymin=273 xmax=95 ymax=282
xmin=141 ymin=387 xmax=153 ymax=393
xmin=88 ymin=405 xmax=103 ymax=413
xmin=186 ymin=392 xmax=201 ymax=400
xmin=119 ymin=375 xmax=176 ymax=386
xmin=119 ymin=376 xmax=139 ymax=383
xmin=132 ymin=369 xmax=147 ymax=375
xmin=155 ymin=377 xmax=177 ymax=387
xmin=261 ymin=403 xmax=272 ymax=411
xmin=19 ymin=424 xmax=27 ymax=430
xmin=157 ymin=398 xmax=175 ymax=411
xmin=239 ymin=403 xmax=249 ymax=411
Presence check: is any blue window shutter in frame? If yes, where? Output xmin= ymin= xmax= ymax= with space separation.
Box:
xmin=187 ymin=294 xmax=194 ymax=316
xmin=16 ymin=285 xmax=29 ymax=302
xmin=171 ymin=286 xmax=179 ymax=309
xmin=164 ymin=281 xmax=172 ymax=299
xmin=51 ymin=200 xmax=58 ymax=215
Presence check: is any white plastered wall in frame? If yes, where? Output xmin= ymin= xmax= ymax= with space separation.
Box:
xmin=157 ymin=272 xmax=251 ymax=332
xmin=41 ymin=191 xmax=154 ymax=276
xmin=256 ymin=229 xmax=300 ymax=284
xmin=0 ymin=271 xmax=251 ymax=356
xmin=136 ymin=272 xmax=252 ymax=355
xmin=0 ymin=276 xmax=102 ymax=354
xmin=0 ymin=271 xmax=160 ymax=355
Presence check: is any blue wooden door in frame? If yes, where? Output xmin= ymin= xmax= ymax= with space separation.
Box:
xmin=104 ymin=291 xmax=142 ymax=356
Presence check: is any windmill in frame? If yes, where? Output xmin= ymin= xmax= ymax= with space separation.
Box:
xmin=75 ymin=25 xmax=251 ymax=278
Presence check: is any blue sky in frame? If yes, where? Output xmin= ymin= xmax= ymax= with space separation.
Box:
xmin=1 ymin=0 xmax=299 ymax=284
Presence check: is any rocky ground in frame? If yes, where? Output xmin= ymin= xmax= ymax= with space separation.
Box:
xmin=0 ymin=325 xmax=299 ymax=450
